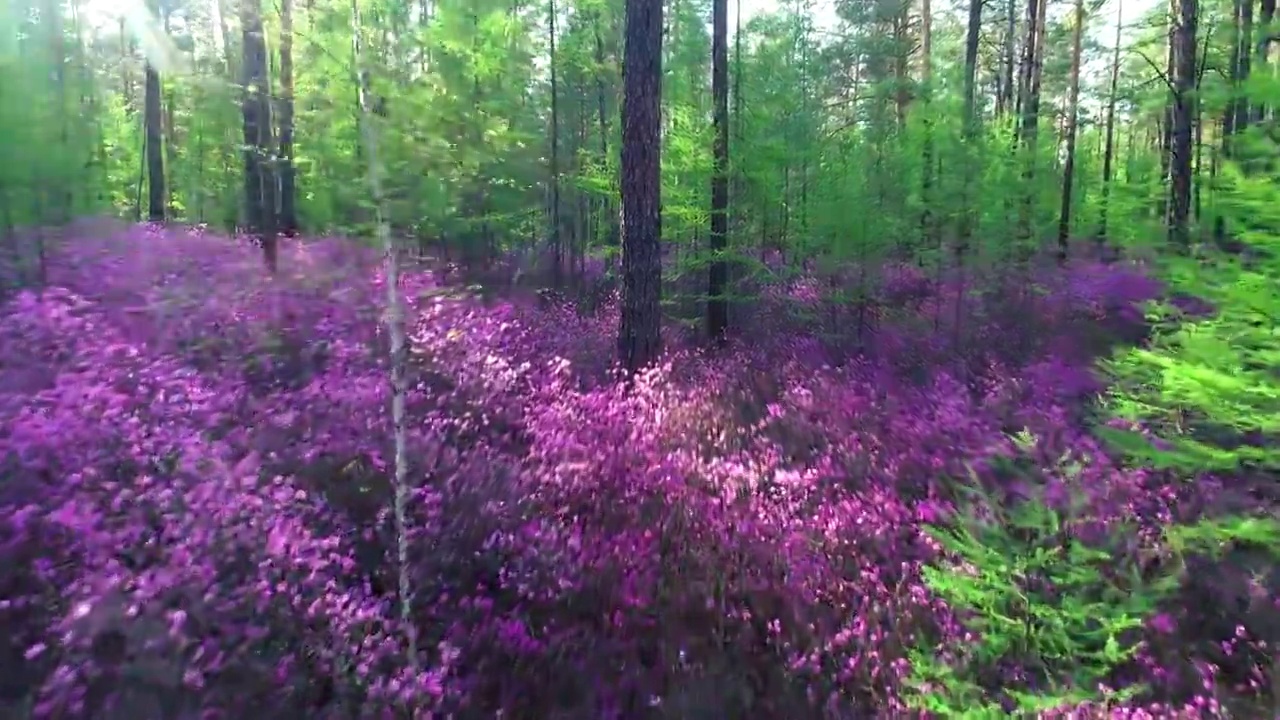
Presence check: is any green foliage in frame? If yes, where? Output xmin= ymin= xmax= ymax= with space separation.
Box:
xmin=1103 ymin=150 xmax=1280 ymax=472
xmin=906 ymin=439 xmax=1179 ymax=716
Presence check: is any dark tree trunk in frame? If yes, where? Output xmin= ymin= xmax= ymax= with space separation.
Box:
xmin=1254 ymin=0 xmax=1275 ymax=123
xmin=956 ymin=0 xmax=981 ymax=250
xmin=1056 ymin=0 xmax=1085 ymax=263
xmin=1169 ymin=0 xmax=1198 ymax=250
xmin=1098 ymin=0 xmax=1122 ymax=245
xmin=47 ymin=0 xmax=72 ymax=220
xmin=707 ymin=0 xmax=728 ymax=343
xmin=1016 ymin=0 xmax=1047 ymax=246
xmin=241 ymin=0 xmax=279 ymax=272
xmin=617 ymin=0 xmax=662 ymax=374
xmin=279 ymin=0 xmax=298 ymax=234
xmin=920 ymin=0 xmax=935 ymax=247
xmin=1015 ymin=0 xmax=1042 ymax=139
xmin=593 ymin=9 xmax=616 ymax=247
xmin=1000 ymin=0 xmax=1016 ymax=116
xmin=1160 ymin=5 xmax=1174 ymax=222
xmin=1216 ymin=1 xmax=1241 ymax=245
xmin=549 ymin=0 xmax=562 ymax=287
xmin=120 ymin=17 xmax=133 ymax=111
xmin=160 ymin=6 xmax=176 ymax=217
xmin=1026 ymin=0 xmax=1047 ymax=143
xmin=1235 ymin=0 xmax=1254 ymax=133
xmin=144 ymin=51 xmax=165 ymax=221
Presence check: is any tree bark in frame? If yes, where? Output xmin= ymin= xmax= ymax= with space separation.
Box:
xmin=279 ymin=0 xmax=298 ymax=234
xmin=1160 ymin=2 xmax=1174 ymax=222
xmin=1169 ymin=0 xmax=1198 ymax=250
xmin=1235 ymin=0 xmax=1254 ymax=134
xmin=1254 ymin=0 xmax=1275 ymax=123
xmin=1000 ymin=0 xmax=1016 ymax=115
xmin=707 ymin=0 xmax=728 ymax=343
xmin=1056 ymin=0 xmax=1085 ymax=263
xmin=241 ymin=0 xmax=279 ymax=271
xmin=1098 ymin=0 xmax=1122 ymax=246
xmin=351 ymin=0 xmax=415 ymax=670
xmin=617 ymin=0 xmax=663 ymax=374
xmin=957 ymin=0 xmax=982 ymax=252
xmin=144 ymin=25 xmax=165 ymax=223
xmin=920 ymin=0 xmax=935 ymax=248
xmin=549 ymin=0 xmax=562 ymax=286
xmin=593 ymin=9 xmax=616 ymax=247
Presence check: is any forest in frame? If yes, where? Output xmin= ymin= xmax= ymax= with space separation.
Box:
xmin=2 ymin=0 xmax=1280 ymax=714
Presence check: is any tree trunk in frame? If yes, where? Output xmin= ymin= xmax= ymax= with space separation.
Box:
xmin=1235 ymin=0 xmax=1254 ymax=134
xmin=1026 ymin=0 xmax=1048 ymax=144
xmin=1254 ymin=0 xmax=1275 ymax=123
xmin=144 ymin=19 xmax=166 ymax=223
xmin=241 ymin=0 xmax=279 ymax=271
xmin=1015 ymin=0 xmax=1040 ymax=137
xmin=1160 ymin=3 xmax=1174 ymax=222
xmin=120 ymin=16 xmax=133 ymax=110
xmin=1056 ymin=0 xmax=1085 ymax=263
xmin=351 ymin=0 xmax=415 ymax=671
xmin=957 ymin=0 xmax=981 ymax=250
xmin=1215 ymin=0 xmax=1249 ymax=243
xmin=617 ymin=0 xmax=663 ymax=374
xmin=1000 ymin=0 xmax=1016 ymax=115
xmin=920 ymin=0 xmax=935 ymax=247
xmin=1016 ymin=0 xmax=1047 ymax=246
xmin=47 ymin=0 xmax=72 ymax=220
xmin=279 ymin=0 xmax=298 ymax=234
xmin=1098 ymin=0 xmax=1122 ymax=246
xmin=1169 ymin=0 xmax=1198 ymax=250
xmin=593 ymin=9 xmax=616 ymax=247
xmin=549 ymin=0 xmax=562 ymax=287
xmin=707 ymin=0 xmax=728 ymax=343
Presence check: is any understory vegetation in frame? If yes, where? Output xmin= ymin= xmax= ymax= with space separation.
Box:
xmin=3 ymin=0 xmax=1280 ymax=716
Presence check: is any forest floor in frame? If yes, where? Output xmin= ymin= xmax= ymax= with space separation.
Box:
xmin=0 ymin=219 xmax=1274 ymax=719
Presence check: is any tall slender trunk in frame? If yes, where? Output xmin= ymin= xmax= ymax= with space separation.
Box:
xmin=144 ymin=58 xmax=166 ymax=221
xmin=617 ymin=0 xmax=663 ymax=374
xmin=957 ymin=0 xmax=981 ymax=250
xmin=241 ymin=0 xmax=278 ymax=271
xmin=1098 ymin=0 xmax=1122 ymax=245
xmin=593 ymin=10 xmax=615 ymax=247
xmin=1169 ymin=0 xmax=1198 ymax=249
xmin=1215 ymin=0 xmax=1243 ymax=244
xmin=278 ymin=0 xmax=298 ymax=233
xmin=1000 ymin=0 xmax=1016 ymax=115
xmin=120 ymin=17 xmax=133 ymax=110
xmin=920 ymin=0 xmax=935 ymax=247
xmin=1026 ymin=0 xmax=1048 ymax=142
xmin=1254 ymin=0 xmax=1276 ymax=122
xmin=1235 ymin=0 xmax=1254 ymax=133
xmin=1015 ymin=0 xmax=1040 ymax=135
xmin=707 ymin=0 xmax=728 ymax=342
xmin=47 ymin=0 xmax=72 ymax=220
xmin=1056 ymin=0 xmax=1085 ymax=263
xmin=351 ymin=0 xmax=415 ymax=671
xmin=549 ymin=0 xmax=562 ymax=286
xmin=1160 ymin=3 xmax=1174 ymax=222
xmin=1016 ymin=0 xmax=1047 ymax=245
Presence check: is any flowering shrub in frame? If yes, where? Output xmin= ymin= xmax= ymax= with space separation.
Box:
xmin=0 ymin=223 xmax=1271 ymax=718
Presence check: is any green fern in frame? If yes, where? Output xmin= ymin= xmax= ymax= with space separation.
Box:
xmin=906 ymin=442 xmax=1179 ymax=717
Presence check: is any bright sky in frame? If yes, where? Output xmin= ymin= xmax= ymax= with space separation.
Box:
xmin=82 ymin=0 xmax=1166 ymax=79
xmin=738 ymin=0 xmax=1166 ymax=45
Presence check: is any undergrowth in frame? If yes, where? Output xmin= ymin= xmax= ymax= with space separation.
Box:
xmin=0 ymin=221 xmax=1277 ymax=719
